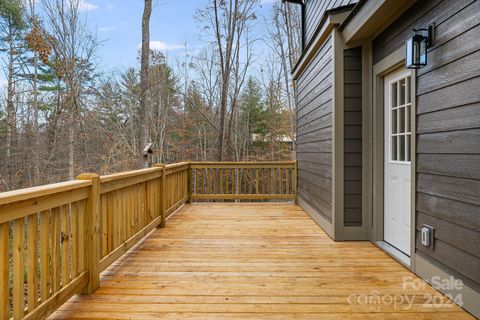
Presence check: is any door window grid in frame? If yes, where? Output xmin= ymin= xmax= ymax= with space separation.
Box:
xmin=390 ymin=76 xmax=411 ymax=163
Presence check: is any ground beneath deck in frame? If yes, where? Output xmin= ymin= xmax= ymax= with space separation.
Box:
xmin=50 ymin=203 xmax=473 ymax=319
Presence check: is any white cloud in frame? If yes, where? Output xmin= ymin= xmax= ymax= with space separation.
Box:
xmin=98 ymin=22 xmax=126 ymax=33
xmin=78 ymin=0 xmax=99 ymax=11
xmin=98 ymin=26 xmax=116 ymax=32
xmin=148 ymin=41 xmax=185 ymax=51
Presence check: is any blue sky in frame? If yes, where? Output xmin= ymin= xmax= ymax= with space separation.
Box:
xmin=87 ymin=0 xmax=208 ymax=69
xmin=85 ymin=0 xmax=274 ymax=70
xmin=0 ymin=0 xmax=276 ymax=87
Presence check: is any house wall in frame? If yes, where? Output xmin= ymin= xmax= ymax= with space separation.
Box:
xmin=296 ymin=34 xmax=334 ymax=225
xmin=343 ymin=46 xmax=362 ymax=227
xmin=304 ymin=0 xmax=357 ymax=46
xmin=373 ymin=0 xmax=480 ymax=292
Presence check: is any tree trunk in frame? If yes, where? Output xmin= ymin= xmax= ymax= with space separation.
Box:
xmin=6 ymin=24 xmax=16 ymax=180
xmin=140 ymin=0 xmax=152 ymax=167
xmin=32 ymin=48 xmax=40 ymax=184
xmin=68 ymin=114 xmax=75 ymax=180
xmin=214 ymin=0 xmax=238 ymax=161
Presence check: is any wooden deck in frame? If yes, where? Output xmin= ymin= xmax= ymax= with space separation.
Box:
xmin=49 ymin=203 xmax=473 ymax=319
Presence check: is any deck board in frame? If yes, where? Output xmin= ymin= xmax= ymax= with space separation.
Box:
xmin=49 ymin=203 xmax=474 ymax=319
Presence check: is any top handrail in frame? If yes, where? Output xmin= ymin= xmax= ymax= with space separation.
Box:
xmin=191 ymin=161 xmax=295 ymax=165
xmin=100 ymin=167 xmax=161 ymax=183
xmin=0 ymin=180 xmax=92 ymax=206
xmin=165 ymin=162 xmax=190 ymax=169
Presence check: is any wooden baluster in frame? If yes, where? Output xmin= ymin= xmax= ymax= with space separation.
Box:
xmin=128 ymin=188 xmax=135 ymax=236
xmin=243 ymin=168 xmax=246 ymax=195
xmin=77 ymin=200 xmax=86 ymax=274
xmin=255 ymin=169 xmax=259 ymax=195
xmin=248 ymin=168 xmax=252 ymax=194
xmin=39 ymin=210 xmax=51 ymax=302
xmin=225 ymin=169 xmax=229 ymax=194
xmin=13 ymin=218 xmax=25 ymax=318
xmin=205 ymin=168 xmax=209 ymax=195
xmin=264 ymin=168 xmax=267 ymax=195
xmin=154 ymin=164 xmax=166 ymax=227
xmin=224 ymin=168 xmax=226 ymax=195
xmin=195 ymin=169 xmax=198 ymax=196
xmin=71 ymin=202 xmax=79 ymax=278
xmin=0 ymin=223 xmax=9 ymax=320
xmin=115 ymin=191 xmax=121 ymax=248
xmin=212 ymin=168 xmax=216 ymax=195
xmin=159 ymin=176 xmax=162 ymax=217
xmin=169 ymin=173 xmax=172 ymax=209
xmin=279 ymin=168 xmax=283 ymax=195
xmin=51 ymin=207 xmax=61 ymax=293
xmin=27 ymin=213 xmax=39 ymax=312
xmin=111 ymin=191 xmax=117 ymax=250
xmin=61 ymin=205 xmax=70 ymax=287
xmin=285 ymin=168 xmax=290 ymax=194
xmin=101 ymin=195 xmax=107 ymax=258
xmin=135 ymin=186 xmax=140 ymax=232
xmin=123 ymin=188 xmax=129 ymax=239
xmin=142 ymin=182 xmax=147 ymax=228
xmin=118 ymin=191 xmax=123 ymax=244
xmin=187 ymin=164 xmax=192 ymax=202
xmin=220 ymin=169 xmax=223 ymax=195
xmin=198 ymin=168 xmax=203 ymax=194
xmin=106 ymin=192 xmax=113 ymax=254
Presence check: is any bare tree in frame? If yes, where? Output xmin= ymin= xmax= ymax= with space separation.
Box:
xmin=197 ymin=0 xmax=259 ymax=160
xmin=0 ymin=0 xmax=25 ymax=189
xmin=40 ymin=0 xmax=98 ymax=179
xmin=140 ymin=0 xmax=152 ymax=167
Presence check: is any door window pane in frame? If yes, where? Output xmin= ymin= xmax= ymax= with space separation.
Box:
xmin=392 ymin=109 xmax=397 ymax=134
xmin=399 ymin=135 xmax=405 ymax=161
xmin=392 ymin=82 xmax=398 ymax=107
xmin=406 ymin=105 xmax=411 ymax=133
xmin=399 ymin=78 xmax=406 ymax=105
xmin=391 ymin=136 xmax=397 ymax=161
xmin=406 ymin=134 xmax=411 ymax=162
xmin=399 ymin=107 xmax=405 ymax=133
xmin=406 ymin=77 xmax=411 ymax=104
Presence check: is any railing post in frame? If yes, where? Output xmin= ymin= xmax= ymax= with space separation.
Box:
xmin=187 ymin=162 xmax=192 ymax=203
xmin=76 ymin=173 xmax=100 ymax=294
xmin=154 ymin=164 xmax=167 ymax=228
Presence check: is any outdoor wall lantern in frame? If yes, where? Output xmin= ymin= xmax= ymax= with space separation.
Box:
xmin=406 ymin=25 xmax=434 ymax=69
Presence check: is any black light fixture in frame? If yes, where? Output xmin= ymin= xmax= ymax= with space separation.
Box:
xmin=406 ymin=25 xmax=434 ymax=69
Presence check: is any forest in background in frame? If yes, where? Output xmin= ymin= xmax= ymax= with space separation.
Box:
xmin=0 ymin=0 xmax=301 ymax=192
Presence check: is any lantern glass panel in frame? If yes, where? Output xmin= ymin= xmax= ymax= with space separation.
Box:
xmin=406 ymin=34 xmax=428 ymax=69
xmin=406 ymin=38 xmax=414 ymax=68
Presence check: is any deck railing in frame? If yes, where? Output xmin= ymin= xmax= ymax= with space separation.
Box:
xmin=190 ymin=161 xmax=297 ymax=201
xmin=0 ymin=161 xmax=295 ymax=320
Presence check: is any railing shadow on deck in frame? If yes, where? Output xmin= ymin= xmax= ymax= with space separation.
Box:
xmin=0 ymin=161 xmax=296 ymax=320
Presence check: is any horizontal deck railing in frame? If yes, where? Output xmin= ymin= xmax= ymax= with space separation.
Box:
xmin=0 ymin=161 xmax=295 ymax=320
xmin=190 ymin=161 xmax=297 ymax=201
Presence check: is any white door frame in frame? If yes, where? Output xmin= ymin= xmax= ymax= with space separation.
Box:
xmin=370 ymin=47 xmax=417 ymax=269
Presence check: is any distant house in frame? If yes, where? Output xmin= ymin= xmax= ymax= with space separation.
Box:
xmin=252 ymin=133 xmax=294 ymax=144
xmin=286 ymin=0 xmax=480 ymax=317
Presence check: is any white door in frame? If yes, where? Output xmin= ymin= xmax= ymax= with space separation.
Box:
xmin=384 ymin=68 xmax=412 ymax=256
